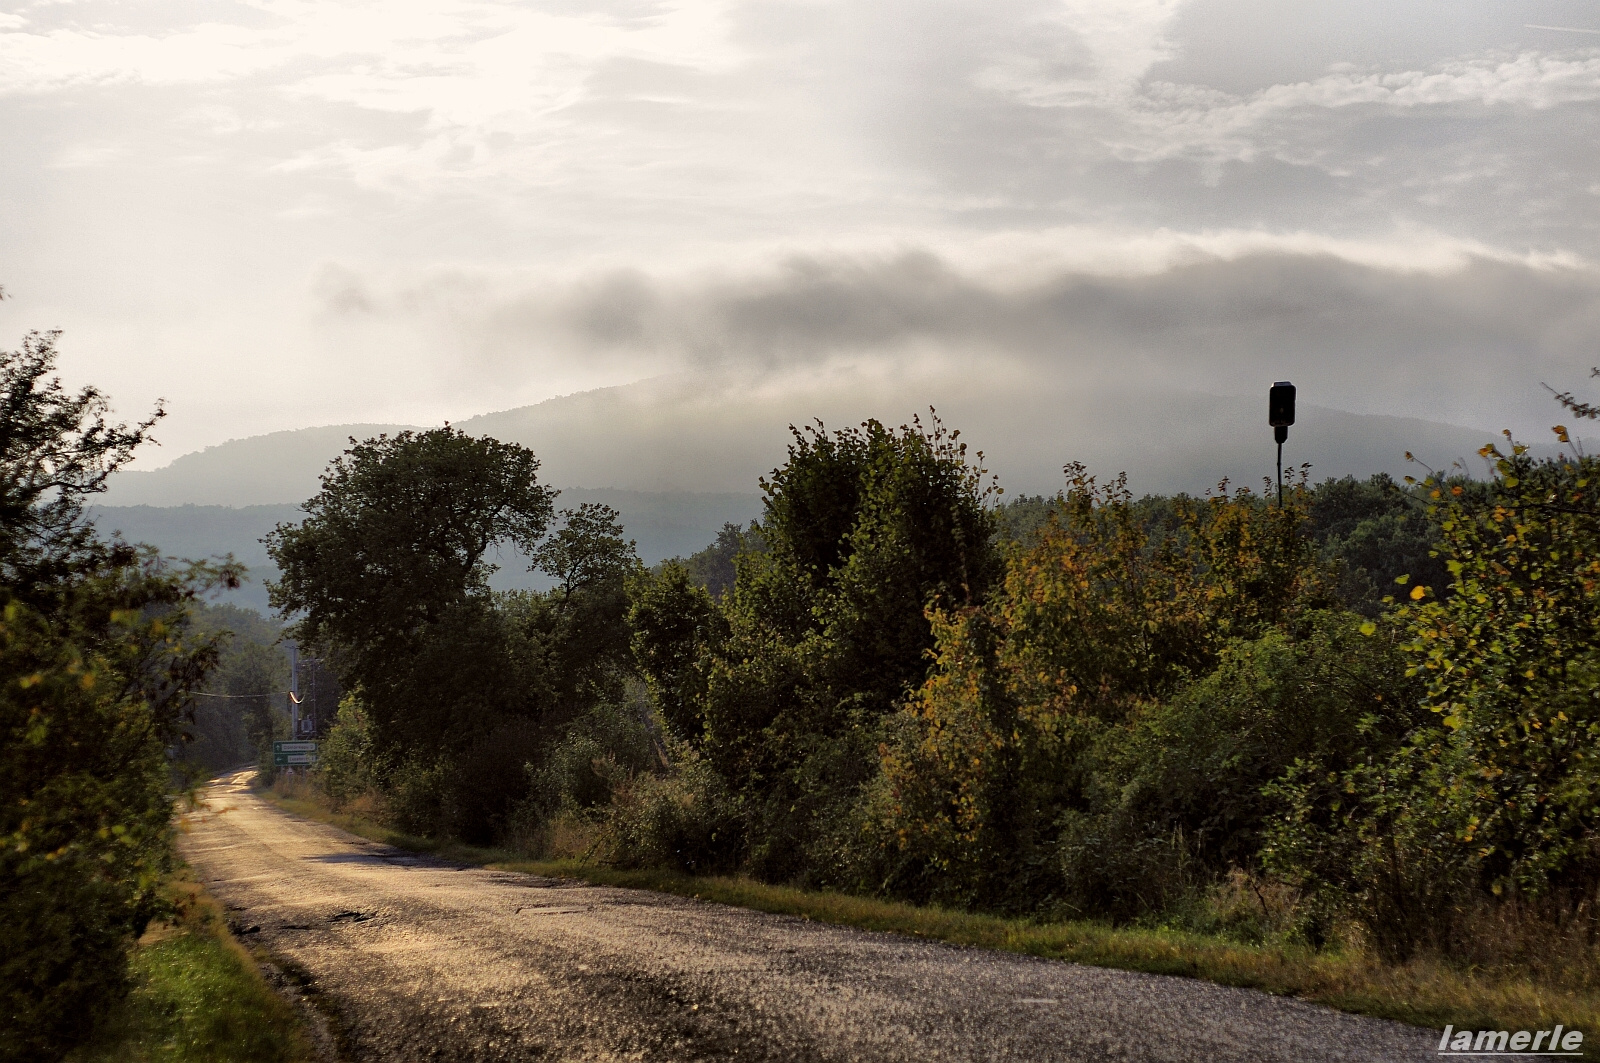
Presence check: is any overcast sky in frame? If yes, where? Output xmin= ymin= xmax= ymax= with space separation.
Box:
xmin=3 ymin=0 xmax=1600 ymax=469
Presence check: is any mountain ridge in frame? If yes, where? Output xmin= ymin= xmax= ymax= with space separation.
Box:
xmin=104 ymin=373 xmax=1548 ymax=509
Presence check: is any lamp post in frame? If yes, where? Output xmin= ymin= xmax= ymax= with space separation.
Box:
xmin=1269 ymin=381 xmax=1295 ymax=506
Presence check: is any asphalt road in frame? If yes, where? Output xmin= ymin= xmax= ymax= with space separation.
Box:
xmin=180 ymin=771 xmax=1439 ymax=1062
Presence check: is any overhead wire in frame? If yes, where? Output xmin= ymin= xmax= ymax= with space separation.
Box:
xmin=192 ymin=691 xmax=301 ymax=701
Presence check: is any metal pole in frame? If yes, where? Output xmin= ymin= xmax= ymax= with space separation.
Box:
xmin=1269 ymin=382 xmax=1295 ymax=509
xmin=288 ymin=644 xmax=299 ymax=775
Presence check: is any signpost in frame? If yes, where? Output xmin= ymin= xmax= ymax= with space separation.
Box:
xmin=273 ymin=740 xmax=319 ymax=767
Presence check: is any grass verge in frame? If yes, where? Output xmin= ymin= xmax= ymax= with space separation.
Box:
xmin=261 ymin=782 xmax=1600 ymax=1058
xmin=66 ymin=868 xmax=314 ymax=1063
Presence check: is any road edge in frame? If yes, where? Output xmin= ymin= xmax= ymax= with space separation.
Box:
xmin=253 ymin=776 xmax=1600 ymax=1057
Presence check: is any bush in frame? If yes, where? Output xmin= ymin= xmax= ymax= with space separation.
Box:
xmin=0 ymin=329 xmax=232 ymax=1060
xmin=597 ymin=749 xmax=739 ymax=875
xmin=1265 ymin=743 xmax=1469 ymax=960
xmin=316 ymin=695 xmax=382 ymax=810
xmin=0 ymin=575 xmax=224 ymax=1062
xmin=526 ymin=696 xmax=656 ymax=817
xmin=1403 ymin=443 xmax=1600 ymax=900
xmin=862 ymin=473 xmax=1339 ymax=916
xmin=1073 ymin=611 xmax=1426 ymax=890
xmin=383 ymin=757 xmax=449 ymax=838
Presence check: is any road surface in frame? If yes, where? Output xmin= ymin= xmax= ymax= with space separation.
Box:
xmin=180 ymin=770 xmax=1438 ymax=1062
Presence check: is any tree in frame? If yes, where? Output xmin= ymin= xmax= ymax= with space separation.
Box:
xmin=695 ymin=413 xmax=1002 ymax=881
xmin=268 ymin=428 xmax=554 ymax=658
xmin=680 ymin=522 xmax=762 ymax=599
xmin=516 ymin=503 xmax=642 ymax=718
xmin=0 ymin=331 xmax=162 ymax=600
xmin=0 ymin=330 xmax=225 ymax=1060
xmin=535 ymin=503 xmax=637 ymax=600
xmin=629 ymin=561 xmax=726 ymax=741
xmin=184 ymin=603 xmax=290 ymax=777
xmin=1307 ymin=474 xmax=1450 ymax=616
xmin=266 ymin=428 xmax=556 ymax=756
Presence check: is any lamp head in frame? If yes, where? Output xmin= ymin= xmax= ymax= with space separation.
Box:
xmin=1269 ymin=381 xmax=1296 ymax=431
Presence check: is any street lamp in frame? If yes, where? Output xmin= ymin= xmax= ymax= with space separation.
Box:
xmin=1269 ymin=381 xmax=1295 ymax=506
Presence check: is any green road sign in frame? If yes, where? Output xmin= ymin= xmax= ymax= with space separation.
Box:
xmin=273 ymin=740 xmax=318 ymax=766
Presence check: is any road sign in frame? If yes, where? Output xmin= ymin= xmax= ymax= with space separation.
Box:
xmin=273 ymin=740 xmax=319 ymax=766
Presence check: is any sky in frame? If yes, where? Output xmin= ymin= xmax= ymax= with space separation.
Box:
xmin=3 ymin=0 xmax=1600 ymax=474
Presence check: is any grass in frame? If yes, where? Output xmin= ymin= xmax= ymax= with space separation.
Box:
xmin=261 ymin=781 xmax=1600 ymax=1058
xmin=66 ymin=869 xmax=314 ymax=1063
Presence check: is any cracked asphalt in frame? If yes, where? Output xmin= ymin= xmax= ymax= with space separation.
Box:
xmin=180 ymin=770 xmax=1439 ymax=1062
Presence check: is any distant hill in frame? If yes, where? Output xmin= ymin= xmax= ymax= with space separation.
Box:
xmin=89 ymin=489 xmax=764 ymax=614
xmin=103 ymin=424 xmax=419 ymax=508
xmin=102 ymin=372 xmax=1545 ymax=510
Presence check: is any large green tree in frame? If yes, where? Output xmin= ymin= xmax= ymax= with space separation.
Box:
xmin=266 ymin=428 xmax=556 ymax=757
xmin=695 ymin=414 xmax=1001 ymax=881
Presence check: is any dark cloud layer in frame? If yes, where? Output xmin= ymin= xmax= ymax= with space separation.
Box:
xmin=340 ymin=247 xmax=1600 ymax=435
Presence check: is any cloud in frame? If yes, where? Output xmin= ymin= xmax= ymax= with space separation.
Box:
xmin=310 ymin=238 xmax=1600 ymax=438
xmin=9 ymin=1 xmax=1597 ymax=220
xmin=5 ymin=0 xmax=1600 ymax=467
xmin=1118 ymin=51 xmax=1600 ymax=164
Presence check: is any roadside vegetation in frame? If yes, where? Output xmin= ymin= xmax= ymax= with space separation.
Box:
xmin=261 ymin=390 xmax=1600 ymax=1041
xmin=0 ymin=321 xmax=304 ymax=1062
xmin=276 ymin=400 xmax=1600 ymax=1043
xmin=66 ymin=869 xmax=311 ymax=1063
xmin=0 ymin=328 xmax=246 ymax=1063
xmin=264 ymin=770 xmax=1599 ymax=1049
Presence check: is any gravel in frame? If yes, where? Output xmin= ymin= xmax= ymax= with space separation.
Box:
xmin=181 ymin=771 xmax=1440 ymax=1063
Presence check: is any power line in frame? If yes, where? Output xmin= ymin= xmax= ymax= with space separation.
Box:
xmin=192 ymin=691 xmax=291 ymax=699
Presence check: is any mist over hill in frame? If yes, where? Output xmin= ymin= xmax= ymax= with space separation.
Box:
xmin=105 ymin=371 xmax=1546 ymax=510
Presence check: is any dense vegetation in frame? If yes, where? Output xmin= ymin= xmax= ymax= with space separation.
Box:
xmin=178 ymin=604 xmax=291 ymax=782
xmin=289 ymin=398 xmax=1600 ymax=989
xmin=0 ymin=332 xmax=232 ymax=1062
xmin=267 ymin=429 xmax=641 ymax=844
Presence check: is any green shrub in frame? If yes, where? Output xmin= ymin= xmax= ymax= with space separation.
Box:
xmin=1403 ymin=444 xmax=1600 ymax=900
xmin=316 ymin=694 xmax=382 ymax=810
xmin=1080 ymin=612 xmax=1425 ymax=884
xmin=598 ymin=748 xmax=739 ymax=874
xmin=526 ymin=695 xmax=657 ymax=816
xmin=1264 ymin=742 xmax=1468 ymax=960
xmin=444 ymin=717 xmax=548 ymax=845
xmin=383 ymin=757 xmax=449 ymax=838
